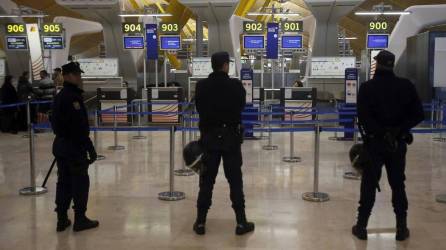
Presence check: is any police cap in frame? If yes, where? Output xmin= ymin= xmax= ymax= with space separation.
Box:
xmin=374 ymin=50 xmax=395 ymax=68
xmin=62 ymin=62 xmax=84 ymax=75
xmin=211 ymin=51 xmax=233 ymax=71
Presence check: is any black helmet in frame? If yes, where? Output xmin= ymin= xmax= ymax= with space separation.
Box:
xmin=183 ymin=141 xmax=205 ymax=175
xmin=349 ymin=143 xmax=372 ymax=174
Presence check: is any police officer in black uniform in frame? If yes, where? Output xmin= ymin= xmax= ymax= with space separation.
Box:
xmin=193 ymin=52 xmax=254 ymax=236
xmin=51 ymin=62 xmax=99 ymax=232
xmin=352 ymin=50 xmax=424 ymax=241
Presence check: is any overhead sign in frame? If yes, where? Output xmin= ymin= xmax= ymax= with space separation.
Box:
xmin=281 ymin=35 xmax=303 ymax=49
xmin=42 ymin=36 xmax=64 ymax=49
xmin=123 ymin=36 xmax=144 ymax=49
xmin=160 ymin=35 xmax=181 ymax=50
xmin=146 ymin=24 xmax=158 ymax=59
xmin=243 ymin=35 xmax=264 ymax=49
xmin=243 ymin=21 xmax=264 ymax=34
xmin=6 ymin=36 xmax=28 ymax=50
xmin=159 ymin=22 xmax=180 ymax=34
xmin=368 ymin=21 xmax=390 ymax=34
xmin=281 ymin=21 xmax=303 ymax=33
xmin=311 ymin=57 xmax=356 ymax=78
xmin=77 ymin=58 xmax=119 ymax=77
xmin=122 ymin=23 xmax=143 ymax=34
xmin=5 ymin=23 xmax=26 ymax=34
xmin=266 ymin=23 xmax=279 ymax=59
xmin=367 ymin=34 xmax=389 ymax=49
xmin=42 ymin=23 xmax=63 ymax=34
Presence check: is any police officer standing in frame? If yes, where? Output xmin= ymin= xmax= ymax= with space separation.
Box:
xmin=352 ymin=50 xmax=424 ymax=241
xmin=193 ymin=52 xmax=254 ymax=235
xmin=51 ymin=62 xmax=99 ymax=232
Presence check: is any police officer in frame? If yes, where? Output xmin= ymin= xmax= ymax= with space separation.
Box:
xmin=51 ymin=62 xmax=99 ymax=232
xmin=352 ymin=50 xmax=424 ymax=241
xmin=193 ymin=52 xmax=254 ymax=235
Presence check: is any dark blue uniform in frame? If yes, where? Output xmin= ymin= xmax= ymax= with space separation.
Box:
xmin=195 ymin=71 xmax=246 ymax=222
xmin=51 ymin=81 xmax=96 ymax=216
xmin=356 ymin=69 xmax=424 ymax=231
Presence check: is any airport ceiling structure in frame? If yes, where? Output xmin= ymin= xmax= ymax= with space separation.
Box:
xmin=8 ymin=0 xmax=446 ymax=57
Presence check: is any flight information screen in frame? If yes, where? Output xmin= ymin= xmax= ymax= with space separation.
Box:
xmin=123 ymin=36 xmax=144 ymax=49
xmin=282 ymin=35 xmax=303 ymax=49
xmin=160 ymin=36 xmax=181 ymax=50
xmin=367 ymin=34 xmax=389 ymax=49
xmin=243 ymin=35 xmax=264 ymax=49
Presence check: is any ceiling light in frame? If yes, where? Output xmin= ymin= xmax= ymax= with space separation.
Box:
xmin=355 ymin=11 xmax=410 ymax=16
xmin=247 ymin=12 xmax=300 ymax=17
xmin=338 ymin=37 xmax=358 ymax=40
xmin=118 ymin=13 xmax=173 ymax=17
xmin=0 ymin=14 xmax=48 ymax=18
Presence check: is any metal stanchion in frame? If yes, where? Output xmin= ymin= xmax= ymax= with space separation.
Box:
xmin=159 ymin=126 xmax=186 ymax=201
xmin=302 ymin=122 xmax=329 ymax=202
xmin=262 ymin=105 xmax=278 ymax=150
xmin=94 ymin=110 xmax=106 ymax=160
xmin=108 ymin=105 xmax=125 ymax=150
xmin=133 ymin=100 xmax=147 ymax=139
xmin=283 ymin=110 xmax=301 ymax=163
xmin=174 ymin=114 xmax=194 ymax=176
xmin=344 ymin=119 xmax=361 ymax=180
xmin=329 ymin=100 xmax=339 ymax=141
xmin=19 ymin=124 xmax=48 ymax=195
xmin=22 ymin=99 xmax=34 ymax=138
xmin=259 ymin=101 xmax=268 ymax=140
xmin=193 ymin=113 xmax=199 ymax=140
xmin=433 ymin=102 xmax=445 ymax=142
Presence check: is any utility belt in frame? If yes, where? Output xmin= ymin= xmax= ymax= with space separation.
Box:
xmin=365 ymin=128 xmax=413 ymax=153
xmin=201 ymin=123 xmax=244 ymax=145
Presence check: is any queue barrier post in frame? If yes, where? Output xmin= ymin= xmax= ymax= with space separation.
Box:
xmin=262 ymin=105 xmax=278 ymax=150
xmin=108 ymin=105 xmax=125 ymax=150
xmin=433 ymin=102 xmax=446 ymax=142
xmin=158 ymin=126 xmax=186 ymax=201
xmin=133 ymin=100 xmax=147 ymax=139
xmin=329 ymin=99 xmax=339 ymax=141
xmin=93 ymin=110 xmax=106 ymax=160
xmin=282 ymin=110 xmax=301 ymax=163
xmin=19 ymin=124 xmax=48 ymax=195
xmin=302 ymin=122 xmax=330 ymax=202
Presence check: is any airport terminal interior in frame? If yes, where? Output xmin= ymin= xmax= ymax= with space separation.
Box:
xmin=1 ymin=0 xmax=446 ymax=249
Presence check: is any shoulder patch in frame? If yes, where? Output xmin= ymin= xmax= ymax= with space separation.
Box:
xmin=73 ymin=101 xmax=81 ymax=110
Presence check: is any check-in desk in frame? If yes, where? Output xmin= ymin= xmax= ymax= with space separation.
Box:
xmin=146 ymin=87 xmax=183 ymax=125
xmin=280 ymin=87 xmax=317 ymax=121
xmin=97 ymin=87 xmax=135 ymax=124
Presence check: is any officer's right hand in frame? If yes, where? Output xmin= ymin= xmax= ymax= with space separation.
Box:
xmin=88 ymin=149 xmax=98 ymax=164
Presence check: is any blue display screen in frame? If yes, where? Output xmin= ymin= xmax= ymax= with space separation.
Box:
xmin=43 ymin=36 xmax=64 ymax=49
xmin=367 ymin=34 xmax=389 ymax=49
xmin=160 ymin=36 xmax=181 ymax=50
xmin=6 ymin=36 xmax=28 ymax=50
xmin=282 ymin=35 xmax=303 ymax=49
xmin=243 ymin=35 xmax=264 ymax=49
xmin=124 ymin=36 xmax=144 ymax=49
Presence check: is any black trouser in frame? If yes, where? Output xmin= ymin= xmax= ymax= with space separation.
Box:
xmin=55 ymin=157 xmax=90 ymax=215
xmin=357 ymin=139 xmax=408 ymax=227
xmin=197 ymin=127 xmax=245 ymax=212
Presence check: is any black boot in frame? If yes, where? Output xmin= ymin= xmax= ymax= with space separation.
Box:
xmin=73 ymin=213 xmax=99 ymax=232
xmin=56 ymin=212 xmax=71 ymax=232
xmin=352 ymin=215 xmax=368 ymax=240
xmin=235 ymin=209 xmax=255 ymax=235
xmin=396 ymin=216 xmax=410 ymax=241
xmin=193 ymin=209 xmax=207 ymax=235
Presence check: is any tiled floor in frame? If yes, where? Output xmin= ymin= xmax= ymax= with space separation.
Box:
xmin=0 ymin=130 xmax=445 ymax=250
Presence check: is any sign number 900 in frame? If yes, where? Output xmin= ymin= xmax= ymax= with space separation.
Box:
xmin=369 ymin=21 xmax=388 ymax=31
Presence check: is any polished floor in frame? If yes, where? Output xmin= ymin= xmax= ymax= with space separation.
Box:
xmin=0 ymin=129 xmax=445 ymax=250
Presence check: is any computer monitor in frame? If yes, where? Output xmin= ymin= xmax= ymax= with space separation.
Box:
xmin=367 ymin=34 xmax=389 ymax=49
xmin=243 ymin=35 xmax=265 ymax=49
xmin=281 ymin=35 xmax=303 ymax=49
xmin=160 ymin=35 xmax=181 ymax=50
